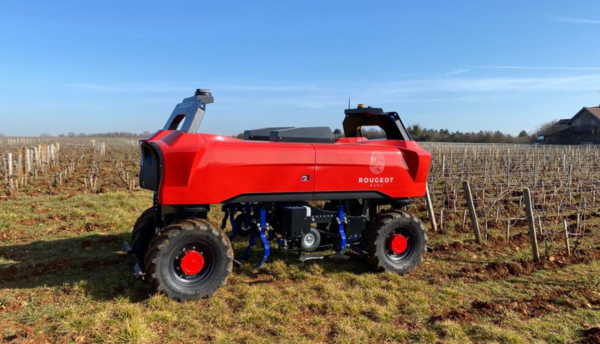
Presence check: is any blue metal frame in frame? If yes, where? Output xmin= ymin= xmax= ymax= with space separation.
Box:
xmin=337 ymin=205 xmax=347 ymax=254
xmin=254 ymin=208 xmax=271 ymax=269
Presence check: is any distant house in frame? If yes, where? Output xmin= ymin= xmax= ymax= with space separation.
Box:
xmin=543 ymin=106 xmax=600 ymax=144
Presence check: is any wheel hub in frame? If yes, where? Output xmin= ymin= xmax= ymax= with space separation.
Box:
xmin=180 ymin=250 xmax=205 ymax=275
xmin=303 ymin=233 xmax=315 ymax=246
xmin=387 ymin=234 xmax=408 ymax=255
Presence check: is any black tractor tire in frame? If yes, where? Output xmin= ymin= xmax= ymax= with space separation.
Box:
xmin=365 ymin=210 xmax=427 ymax=274
xmin=131 ymin=207 xmax=156 ymax=265
xmin=145 ymin=218 xmax=233 ymax=301
xmin=300 ymin=227 xmax=321 ymax=252
xmin=234 ymin=214 xmax=254 ymax=237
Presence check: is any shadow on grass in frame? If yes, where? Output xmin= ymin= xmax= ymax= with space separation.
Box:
xmin=0 ymin=233 xmax=151 ymax=302
xmin=0 ymin=233 xmax=377 ymax=301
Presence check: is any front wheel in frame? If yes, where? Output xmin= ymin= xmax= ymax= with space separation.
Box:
xmin=365 ymin=210 xmax=427 ymax=274
xmin=145 ymin=218 xmax=233 ymax=301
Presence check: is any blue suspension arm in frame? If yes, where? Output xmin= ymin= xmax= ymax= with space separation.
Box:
xmin=253 ymin=207 xmax=270 ymax=269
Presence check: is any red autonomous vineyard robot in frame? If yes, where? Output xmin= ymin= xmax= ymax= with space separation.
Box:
xmin=125 ymin=89 xmax=431 ymax=300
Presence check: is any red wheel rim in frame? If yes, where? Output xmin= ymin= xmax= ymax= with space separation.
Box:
xmin=387 ymin=234 xmax=408 ymax=255
xmin=180 ymin=250 xmax=205 ymax=275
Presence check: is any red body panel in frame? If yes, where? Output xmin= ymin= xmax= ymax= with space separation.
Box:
xmin=313 ymin=140 xmax=429 ymax=197
xmin=145 ymin=131 xmax=431 ymax=205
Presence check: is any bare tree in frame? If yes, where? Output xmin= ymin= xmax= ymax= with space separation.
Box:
xmin=535 ymin=120 xmax=559 ymax=136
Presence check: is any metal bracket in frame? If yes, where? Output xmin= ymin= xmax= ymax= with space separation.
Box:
xmin=253 ymin=208 xmax=270 ymax=269
xmin=329 ymin=205 xmax=350 ymax=260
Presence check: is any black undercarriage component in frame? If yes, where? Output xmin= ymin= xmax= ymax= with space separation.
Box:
xmin=149 ymin=197 xmax=416 ymax=262
xmin=344 ymin=215 xmax=366 ymax=241
xmin=281 ymin=206 xmax=312 ymax=238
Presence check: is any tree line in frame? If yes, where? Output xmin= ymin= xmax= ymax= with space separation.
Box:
xmin=41 ymin=131 xmax=155 ymax=138
xmin=336 ymin=124 xmax=544 ymax=144
xmin=4 ymin=119 xmax=554 ymax=144
xmin=234 ymin=124 xmax=546 ymax=144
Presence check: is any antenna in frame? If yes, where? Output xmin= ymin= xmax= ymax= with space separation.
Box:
xmin=348 ymin=97 xmax=351 ymax=109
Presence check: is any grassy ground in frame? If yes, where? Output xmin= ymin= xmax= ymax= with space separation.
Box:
xmin=1 ymin=191 xmax=600 ymax=343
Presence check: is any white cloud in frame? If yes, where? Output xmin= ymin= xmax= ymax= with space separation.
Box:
xmin=548 ymin=16 xmax=600 ymax=24
xmin=445 ymin=68 xmax=470 ymax=76
xmin=67 ymin=74 xmax=600 ymax=112
xmin=473 ymin=66 xmax=600 ymax=71
xmin=367 ymin=74 xmax=600 ymax=98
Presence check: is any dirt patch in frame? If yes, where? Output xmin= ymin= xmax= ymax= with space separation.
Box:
xmin=454 ymin=249 xmax=600 ymax=281
xmin=15 ymin=218 xmax=41 ymax=226
xmin=84 ymin=222 xmax=111 ymax=231
xmin=47 ymin=214 xmax=71 ymax=221
xmin=430 ymin=290 xmax=582 ymax=324
xmin=431 ymin=232 xmax=533 ymax=255
xmin=0 ymin=229 xmax=27 ymax=241
xmin=430 ymin=241 xmax=468 ymax=253
xmin=582 ymin=327 xmax=600 ymax=344
xmin=87 ymin=212 xmax=101 ymax=219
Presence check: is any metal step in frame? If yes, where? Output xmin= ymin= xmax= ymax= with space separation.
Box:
xmin=349 ymin=245 xmax=369 ymax=258
xmin=327 ymin=252 xmax=351 ymax=260
xmin=298 ymin=254 xmax=325 ymax=262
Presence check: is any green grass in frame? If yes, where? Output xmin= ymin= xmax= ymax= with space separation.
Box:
xmin=1 ymin=191 xmax=600 ymax=343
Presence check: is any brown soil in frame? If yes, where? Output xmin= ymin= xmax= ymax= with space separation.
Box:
xmin=430 ymin=288 xmax=598 ymax=324
xmin=582 ymin=327 xmax=600 ymax=344
xmin=454 ymin=249 xmax=600 ymax=281
xmin=14 ymin=218 xmax=41 ymax=226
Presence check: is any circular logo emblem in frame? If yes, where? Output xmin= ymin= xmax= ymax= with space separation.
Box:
xmin=370 ymin=152 xmax=385 ymax=174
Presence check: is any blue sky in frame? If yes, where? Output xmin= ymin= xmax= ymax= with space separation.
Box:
xmin=1 ymin=0 xmax=599 ymax=137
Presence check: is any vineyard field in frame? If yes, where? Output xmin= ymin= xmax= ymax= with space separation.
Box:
xmin=1 ymin=138 xmax=600 ymax=343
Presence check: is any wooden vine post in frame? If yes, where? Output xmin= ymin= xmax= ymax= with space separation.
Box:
xmin=463 ymin=181 xmax=482 ymax=245
xmin=563 ymin=220 xmax=571 ymax=257
xmin=425 ymin=184 xmax=438 ymax=232
xmin=523 ymin=187 xmax=540 ymax=262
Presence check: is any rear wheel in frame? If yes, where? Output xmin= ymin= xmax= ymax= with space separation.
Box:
xmin=365 ymin=210 xmax=427 ymax=274
xmin=131 ymin=208 xmax=156 ymax=265
xmin=145 ymin=218 xmax=233 ymax=301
